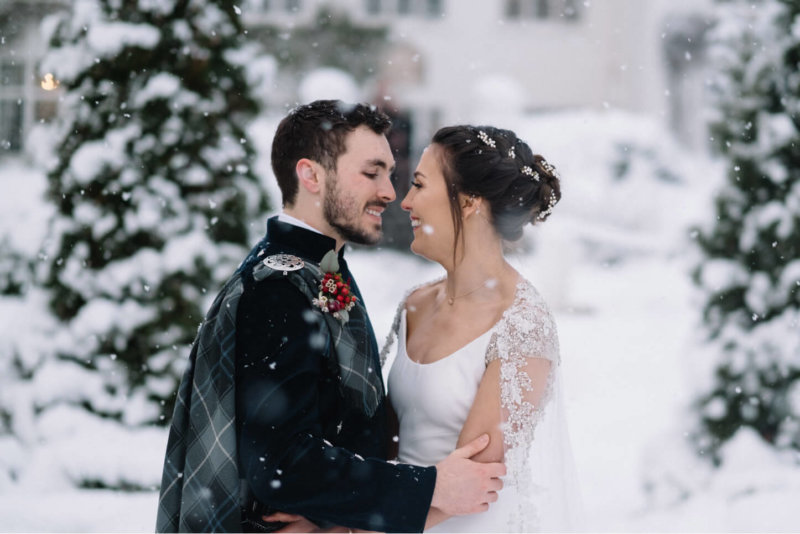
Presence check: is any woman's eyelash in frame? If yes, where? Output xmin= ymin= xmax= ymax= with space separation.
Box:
xmin=411 ymin=180 xmax=422 ymax=188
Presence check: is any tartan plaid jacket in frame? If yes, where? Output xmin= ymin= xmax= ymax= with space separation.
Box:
xmin=156 ymin=218 xmax=435 ymax=533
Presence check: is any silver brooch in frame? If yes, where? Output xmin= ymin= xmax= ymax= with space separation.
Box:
xmin=477 ymin=130 xmax=496 ymax=148
xmin=263 ymin=254 xmax=305 ymax=273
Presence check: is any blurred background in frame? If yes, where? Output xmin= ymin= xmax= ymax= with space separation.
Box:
xmin=1 ymin=0 xmax=798 ymax=531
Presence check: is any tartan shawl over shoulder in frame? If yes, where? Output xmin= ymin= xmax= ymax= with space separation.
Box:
xmin=156 ymin=274 xmax=244 ymax=533
xmin=156 ymin=255 xmax=384 ymax=532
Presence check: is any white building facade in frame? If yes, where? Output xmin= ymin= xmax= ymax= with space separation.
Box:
xmin=0 ymin=0 xmax=714 ymax=159
xmin=242 ymin=0 xmax=714 ymax=145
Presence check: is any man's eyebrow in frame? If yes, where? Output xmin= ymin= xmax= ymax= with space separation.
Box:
xmin=366 ymin=158 xmax=396 ymax=173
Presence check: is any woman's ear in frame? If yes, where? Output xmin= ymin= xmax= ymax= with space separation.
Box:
xmin=461 ymin=194 xmax=483 ymax=219
xmin=296 ymin=158 xmax=322 ymax=194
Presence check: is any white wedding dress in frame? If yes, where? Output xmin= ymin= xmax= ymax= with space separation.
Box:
xmin=383 ymin=278 xmax=583 ymax=532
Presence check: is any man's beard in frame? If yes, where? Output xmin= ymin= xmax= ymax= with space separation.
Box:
xmin=323 ymin=172 xmax=385 ymax=245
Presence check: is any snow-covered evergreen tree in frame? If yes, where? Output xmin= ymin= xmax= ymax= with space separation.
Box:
xmin=33 ymin=0 xmax=268 ymax=441
xmin=693 ymin=0 xmax=800 ymax=462
xmin=0 ymin=239 xmax=33 ymax=297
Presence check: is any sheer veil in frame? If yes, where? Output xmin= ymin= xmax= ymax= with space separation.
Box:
xmin=507 ymin=370 xmax=585 ymax=531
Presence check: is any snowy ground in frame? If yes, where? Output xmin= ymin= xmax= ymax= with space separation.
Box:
xmin=2 ymin=110 xmax=799 ymax=531
xmin=3 ymin=248 xmax=798 ymax=532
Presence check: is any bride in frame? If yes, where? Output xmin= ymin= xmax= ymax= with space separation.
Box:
xmin=382 ymin=125 xmax=582 ymax=532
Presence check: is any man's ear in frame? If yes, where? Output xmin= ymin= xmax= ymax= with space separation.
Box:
xmin=295 ymin=158 xmax=322 ymax=194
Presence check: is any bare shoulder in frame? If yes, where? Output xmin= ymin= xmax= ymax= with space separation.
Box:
xmin=405 ymin=278 xmax=443 ymax=315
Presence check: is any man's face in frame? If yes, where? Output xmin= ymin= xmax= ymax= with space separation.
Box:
xmin=322 ymin=126 xmax=396 ymax=245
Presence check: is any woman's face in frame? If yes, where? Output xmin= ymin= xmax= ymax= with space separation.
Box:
xmin=400 ymin=144 xmax=457 ymax=263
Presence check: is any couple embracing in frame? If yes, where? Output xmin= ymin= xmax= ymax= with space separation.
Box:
xmin=157 ymin=100 xmax=581 ymax=533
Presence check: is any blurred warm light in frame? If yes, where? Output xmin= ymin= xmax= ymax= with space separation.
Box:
xmin=41 ymin=73 xmax=59 ymax=91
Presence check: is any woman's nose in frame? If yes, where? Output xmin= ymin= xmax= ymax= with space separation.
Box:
xmin=400 ymin=189 xmax=414 ymax=211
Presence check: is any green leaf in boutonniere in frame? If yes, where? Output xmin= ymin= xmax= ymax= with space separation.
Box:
xmin=320 ymin=249 xmax=340 ymax=273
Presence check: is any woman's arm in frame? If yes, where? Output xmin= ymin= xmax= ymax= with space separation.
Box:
xmin=421 ymin=361 xmax=505 ymax=530
xmin=423 ymin=357 xmax=552 ymax=530
xmin=455 ymin=360 xmax=505 ymax=462
xmin=457 ymin=356 xmax=553 ymax=459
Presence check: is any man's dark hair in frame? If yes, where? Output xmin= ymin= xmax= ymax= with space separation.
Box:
xmin=271 ymin=100 xmax=392 ymax=206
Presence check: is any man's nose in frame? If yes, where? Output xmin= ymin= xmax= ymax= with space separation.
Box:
xmin=378 ymin=173 xmax=396 ymax=203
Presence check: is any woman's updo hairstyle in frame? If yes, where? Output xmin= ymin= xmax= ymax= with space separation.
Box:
xmin=432 ymin=125 xmax=561 ymax=243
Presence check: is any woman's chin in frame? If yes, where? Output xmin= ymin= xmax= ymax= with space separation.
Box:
xmin=408 ymin=239 xmax=436 ymax=263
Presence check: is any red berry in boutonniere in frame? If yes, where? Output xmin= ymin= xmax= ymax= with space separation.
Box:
xmin=312 ymin=250 xmax=357 ymax=323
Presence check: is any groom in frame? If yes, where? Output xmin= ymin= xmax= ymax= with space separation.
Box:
xmin=156 ymin=100 xmax=505 ymax=533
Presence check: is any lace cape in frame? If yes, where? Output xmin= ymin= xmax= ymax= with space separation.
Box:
xmin=381 ymin=277 xmax=581 ymax=532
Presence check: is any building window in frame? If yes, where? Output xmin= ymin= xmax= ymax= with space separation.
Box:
xmin=0 ymin=60 xmax=25 ymax=153
xmin=0 ymin=100 xmax=23 ymax=152
xmin=0 ymin=56 xmax=61 ymax=155
xmin=1 ymin=62 xmax=24 ymax=88
xmin=535 ymin=0 xmax=549 ymax=18
xmin=504 ymin=0 xmax=581 ymax=21
xmin=363 ymin=0 xmax=444 ymax=18
xmin=426 ymin=0 xmax=443 ymax=17
xmin=243 ymin=0 xmax=269 ymax=11
xmin=35 ymin=100 xmax=58 ymax=122
xmin=563 ymin=0 xmax=579 ymax=19
xmin=506 ymin=0 xmax=521 ymax=18
xmin=244 ymin=0 xmax=307 ymax=13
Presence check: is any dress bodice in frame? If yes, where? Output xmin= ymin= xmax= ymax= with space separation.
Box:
xmin=388 ymin=309 xmax=517 ymax=533
xmin=388 ymin=309 xmax=493 ymax=467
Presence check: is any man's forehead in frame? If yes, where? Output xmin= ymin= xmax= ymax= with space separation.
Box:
xmin=342 ymin=127 xmax=395 ymax=167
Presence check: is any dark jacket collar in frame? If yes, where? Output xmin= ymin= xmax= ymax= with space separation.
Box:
xmin=266 ymin=216 xmax=345 ymax=264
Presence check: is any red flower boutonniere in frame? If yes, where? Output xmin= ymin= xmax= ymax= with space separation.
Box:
xmin=313 ymin=250 xmax=357 ymax=323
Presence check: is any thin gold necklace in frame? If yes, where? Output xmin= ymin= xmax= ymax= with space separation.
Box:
xmin=445 ymin=278 xmax=493 ymax=305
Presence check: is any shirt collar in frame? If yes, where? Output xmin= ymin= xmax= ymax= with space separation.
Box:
xmin=277 ymin=212 xmax=324 ymax=235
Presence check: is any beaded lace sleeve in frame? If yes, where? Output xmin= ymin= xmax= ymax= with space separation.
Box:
xmin=379 ymin=299 xmax=405 ymax=368
xmin=485 ymin=279 xmax=561 ymax=531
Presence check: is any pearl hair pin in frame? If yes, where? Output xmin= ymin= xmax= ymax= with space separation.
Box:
xmin=477 ymin=130 xmax=496 ymax=148
xmin=521 ymin=166 xmax=540 ymax=182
